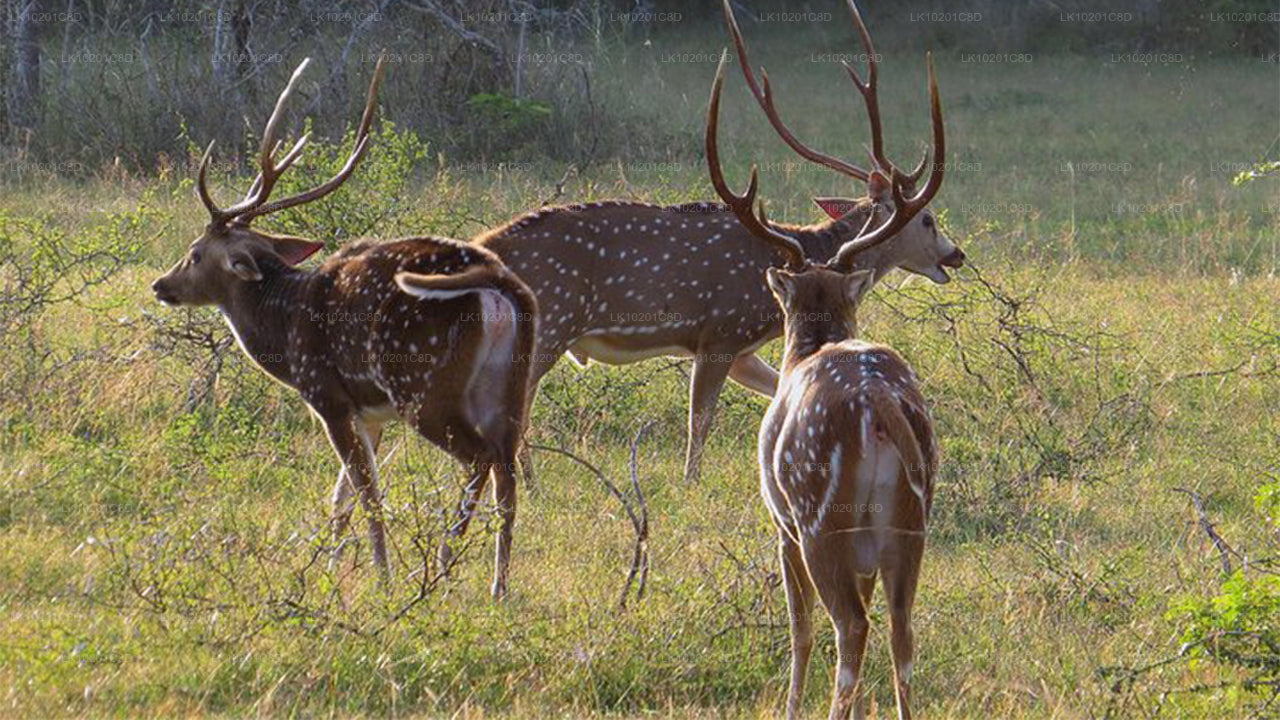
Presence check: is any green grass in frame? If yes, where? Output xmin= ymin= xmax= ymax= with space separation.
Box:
xmin=1 ymin=23 xmax=1278 ymax=720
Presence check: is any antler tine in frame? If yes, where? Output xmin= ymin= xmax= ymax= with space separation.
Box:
xmin=903 ymin=148 xmax=929 ymax=186
xmin=842 ymin=0 xmax=890 ymax=173
xmin=913 ymin=53 xmax=946 ymax=205
xmin=721 ymin=0 xmax=869 ymax=182
xmin=199 ymin=58 xmax=313 ymax=224
xmin=238 ymin=134 xmax=312 ymax=205
xmin=195 ymin=140 xmax=229 ymax=221
xmin=707 ymin=50 xmax=807 ymax=269
xmin=830 ymin=52 xmax=945 ymax=269
xmin=234 ymin=51 xmax=387 ymax=224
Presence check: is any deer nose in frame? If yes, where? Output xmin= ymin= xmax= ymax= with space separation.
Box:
xmin=152 ymin=278 xmax=178 ymax=304
xmin=941 ymin=248 xmax=966 ymax=268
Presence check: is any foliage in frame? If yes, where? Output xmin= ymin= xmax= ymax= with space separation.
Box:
xmin=1169 ymin=572 xmax=1280 ymax=696
xmin=0 ymin=201 xmax=150 ymax=406
xmin=1233 ymin=161 xmax=1280 ymax=186
xmin=464 ymin=93 xmax=555 ymax=159
xmin=1 ymin=28 xmax=1279 ymax=720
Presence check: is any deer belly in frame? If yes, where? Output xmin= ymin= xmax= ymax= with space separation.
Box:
xmin=569 ymin=334 xmax=691 ymax=366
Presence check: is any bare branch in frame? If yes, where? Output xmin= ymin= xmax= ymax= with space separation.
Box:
xmin=1173 ymin=487 xmax=1237 ymax=576
xmin=530 ymin=421 xmax=654 ymax=609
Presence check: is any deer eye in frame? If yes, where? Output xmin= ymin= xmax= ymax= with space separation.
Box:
xmin=922 ymin=215 xmax=934 ymax=229
xmin=190 ymin=251 xmax=203 ymax=265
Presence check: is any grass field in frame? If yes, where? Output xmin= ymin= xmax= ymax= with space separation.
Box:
xmin=2 ymin=17 xmax=1279 ymax=720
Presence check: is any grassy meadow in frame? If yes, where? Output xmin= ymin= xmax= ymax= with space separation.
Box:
xmin=2 ymin=14 xmax=1279 ymax=720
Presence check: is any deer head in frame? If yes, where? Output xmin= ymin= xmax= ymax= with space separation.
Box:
xmin=152 ymin=55 xmax=386 ymax=307
xmin=720 ymin=0 xmax=964 ymax=282
xmin=765 ymin=265 xmax=875 ymax=340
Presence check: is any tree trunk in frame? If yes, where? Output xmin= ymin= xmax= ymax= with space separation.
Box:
xmin=8 ymin=0 xmax=43 ymax=133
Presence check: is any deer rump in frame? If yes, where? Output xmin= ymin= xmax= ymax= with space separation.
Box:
xmin=392 ymin=264 xmax=535 ymax=439
xmin=763 ymin=354 xmax=933 ymax=576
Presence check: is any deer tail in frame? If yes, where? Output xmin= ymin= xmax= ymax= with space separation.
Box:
xmin=866 ymin=386 xmax=930 ymax=529
xmin=395 ymin=264 xmax=539 ymax=444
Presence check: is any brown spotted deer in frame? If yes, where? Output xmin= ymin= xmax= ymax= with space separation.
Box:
xmin=150 ymin=57 xmax=538 ymax=599
xmin=476 ymin=0 xmax=962 ymax=484
xmin=708 ymin=43 xmax=940 ymax=720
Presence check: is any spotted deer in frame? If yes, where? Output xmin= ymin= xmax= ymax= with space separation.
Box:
xmin=150 ymin=56 xmax=538 ymax=599
xmin=477 ymin=0 xmax=962 ymax=484
xmin=708 ymin=40 xmax=941 ymax=720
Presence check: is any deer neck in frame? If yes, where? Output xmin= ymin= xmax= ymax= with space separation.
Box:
xmin=780 ymin=310 xmax=852 ymax=375
xmin=785 ymin=214 xmax=896 ymax=282
xmin=220 ymin=261 xmax=311 ymax=385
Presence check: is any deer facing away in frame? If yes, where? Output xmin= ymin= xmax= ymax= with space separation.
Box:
xmin=475 ymin=0 xmax=961 ymax=484
xmin=707 ymin=21 xmax=942 ymax=719
xmin=151 ymin=57 xmax=538 ymax=599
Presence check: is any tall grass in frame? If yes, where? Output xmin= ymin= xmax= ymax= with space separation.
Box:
xmin=1 ymin=19 xmax=1278 ymax=720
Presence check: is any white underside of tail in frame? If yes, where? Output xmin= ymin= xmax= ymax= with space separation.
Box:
xmin=396 ymin=285 xmax=478 ymax=301
xmin=465 ymin=290 xmax=519 ymax=435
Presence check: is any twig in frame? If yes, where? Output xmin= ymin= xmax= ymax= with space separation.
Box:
xmin=1173 ymin=487 xmax=1236 ymax=575
xmin=529 ymin=422 xmax=654 ymax=609
xmin=540 ymin=164 xmax=577 ymax=207
xmin=401 ymin=0 xmax=503 ymax=55
xmin=577 ymin=65 xmax=599 ymax=169
xmin=623 ymin=422 xmax=653 ymax=604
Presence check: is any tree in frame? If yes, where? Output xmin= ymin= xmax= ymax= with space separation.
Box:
xmin=6 ymin=0 xmax=43 ymax=134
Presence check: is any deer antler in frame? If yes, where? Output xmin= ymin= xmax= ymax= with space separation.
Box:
xmin=723 ymin=0 xmax=942 ymax=198
xmin=196 ymin=53 xmax=387 ymax=228
xmin=706 ymin=50 xmax=807 ymax=270
xmin=711 ymin=2 xmax=946 ymax=271
xmin=721 ymin=0 xmax=871 ymax=182
xmin=840 ymin=0 xmax=888 ymax=174
xmin=829 ymin=52 xmax=945 ymax=270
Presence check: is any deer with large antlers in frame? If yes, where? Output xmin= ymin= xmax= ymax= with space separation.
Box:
xmin=477 ymin=0 xmax=960 ymax=484
xmin=151 ymin=57 xmax=538 ymax=598
xmin=709 ymin=36 xmax=941 ymax=720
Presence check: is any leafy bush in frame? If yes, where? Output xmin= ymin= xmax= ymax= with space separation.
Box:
xmin=463 ymin=93 xmax=554 ymax=159
xmin=1169 ymin=572 xmax=1280 ymax=693
xmin=0 ymin=202 xmax=149 ymax=406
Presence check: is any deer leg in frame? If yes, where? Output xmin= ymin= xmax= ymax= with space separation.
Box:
xmin=805 ymin=554 xmax=870 ymax=720
xmin=321 ymin=413 xmax=390 ymax=577
xmin=781 ymin=534 xmax=817 ymax=720
xmin=728 ymin=352 xmax=780 ymax=397
xmin=828 ymin=602 xmax=871 ymax=720
xmin=490 ymin=457 xmax=517 ymax=599
xmin=853 ymin=572 xmax=878 ymax=720
xmin=327 ymin=425 xmax=381 ymax=566
xmin=438 ymin=458 xmax=491 ymax=574
xmin=684 ymin=356 xmax=733 ymax=483
xmin=330 ymin=469 xmax=356 ymax=548
xmin=328 ymin=423 xmax=383 ymax=570
xmin=516 ymin=354 xmax=558 ymax=492
xmin=883 ymin=542 xmax=923 ymax=720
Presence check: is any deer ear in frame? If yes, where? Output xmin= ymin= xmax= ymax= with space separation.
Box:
xmin=867 ymin=171 xmax=892 ymax=204
xmin=269 ymin=237 xmax=326 ymax=266
xmin=765 ymin=267 xmax=796 ymax=303
xmin=844 ymin=269 xmax=875 ymax=307
xmin=226 ymin=250 xmax=263 ymax=282
xmin=813 ymin=197 xmax=858 ymax=220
